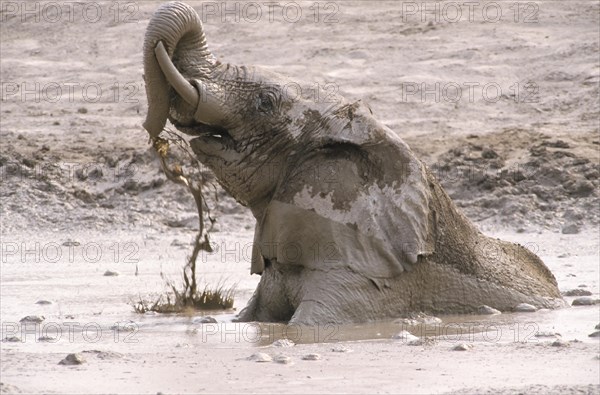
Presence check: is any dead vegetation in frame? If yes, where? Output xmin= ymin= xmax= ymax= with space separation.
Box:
xmin=133 ymin=130 xmax=235 ymax=314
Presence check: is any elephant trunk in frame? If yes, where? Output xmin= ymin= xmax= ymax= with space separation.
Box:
xmin=142 ymin=1 xmax=215 ymax=138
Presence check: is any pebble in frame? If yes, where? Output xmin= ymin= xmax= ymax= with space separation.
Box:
xmin=273 ymin=355 xmax=292 ymax=364
xmin=561 ymin=224 xmax=580 ymax=234
xmin=588 ymin=331 xmax=600 ymax=338
xmin=247 ymin=353 xmax=272 ymax=362
xmin=103 ymin=270 xmax=119 ymax=276
xmin=514 ymin=303 xmax=537 ymax=312
xmin=535 ymin=331 xmax=561 ymax=338
xmin=81 ymin=350 xmax=123 ymax=360
xmin=477 ymin=305 xmax=501 ymax=315
xmin=271 ymin=339 xmax=295 ymax=347
xmin=551 ymin=340 xmax=569 ymax=347
xmin=2 ymin=336 xmax=20 ymax=343
xmin=330 ymin=345 xmax=353 ymax=353
xmin=38 ymin=336 xmax=56 ymax=342
xmin=394 ymin=313 xmax=442 ymax=326
xmin=392 ymin=330 xmax=419 ymax=343
xmin=562 ymin=289 xmax=592 ymax=296
xmin=58 ymin=353 xmax=86 ymax=365
xmin=572 ymin=297 xmax=598 ymax=306
xmin=35 ymin=300 xmax=52 ymax=305
xmin=20 ymin=315 xmax=44 ymax=323
xmin=194 ymin=316 xmax=217 ymax=324
xmin=110 ymin=321 xmax=136 ymax=332
xmin=452 ymin=343 xmax=473 ymax=351
xmin=301 ymin=353 xmax=321 ymax=361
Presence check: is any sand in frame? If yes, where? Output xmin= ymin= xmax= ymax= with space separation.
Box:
xmin=1 ymin=1 xmax=599 ymax=394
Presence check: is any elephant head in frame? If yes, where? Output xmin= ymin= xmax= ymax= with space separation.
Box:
xmin=143 ymin=2 xmax=564 ymax=324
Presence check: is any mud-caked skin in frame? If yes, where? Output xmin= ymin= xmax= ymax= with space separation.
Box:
xmin=142 ymin=2 xmax=565 ymax=324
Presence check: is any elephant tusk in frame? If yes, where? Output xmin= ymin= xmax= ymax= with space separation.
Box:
xmin=154 ymin=41 xmax=199 ymax=107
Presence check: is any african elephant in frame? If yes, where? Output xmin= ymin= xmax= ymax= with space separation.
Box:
xmin=142 ymin=2 xmax=565 ymax=324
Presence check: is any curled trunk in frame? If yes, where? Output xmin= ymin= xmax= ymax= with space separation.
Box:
xmin=142 ymin=1 xmax=214 ymax=137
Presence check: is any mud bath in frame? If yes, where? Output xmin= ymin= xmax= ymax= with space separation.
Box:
xmin=1 ymin=1 xmax=599 ymax=394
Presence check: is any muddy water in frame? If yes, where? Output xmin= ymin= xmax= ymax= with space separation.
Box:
xmin=1 ymin=228 xmax=598 ymax=354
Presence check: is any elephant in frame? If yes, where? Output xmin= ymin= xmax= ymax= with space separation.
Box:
xmin=142 ymin=2 xmax=565 ymax=325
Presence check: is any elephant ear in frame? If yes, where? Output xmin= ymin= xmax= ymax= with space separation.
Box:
xmin=250 ymin=102 xmax=435 ymax=281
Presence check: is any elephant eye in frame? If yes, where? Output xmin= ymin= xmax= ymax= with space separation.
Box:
xmin=257 ymin=91 xmax=277 ymax=114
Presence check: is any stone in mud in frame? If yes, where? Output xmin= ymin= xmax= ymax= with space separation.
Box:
xmin=247 ymin=353 xmax=272 ymax=362
xmin=194 ymin=316 xmax=217 ymax=324
xmin=330 ymin=345 xmax=353 ymax=353
xmin=477 ymin=305 xmax=501 ymax=315
xmin=38 ymin=336 xmax=57 ymax=342
xmin=35 ymin=300 xmax=52 ymax=305
xmin=2 ymin=336 xmax=20 ymax=343
xmin=514 ymin=303 xmax=538 ymax=312
xmin=273 ymin=354 xmax=292 ymax=364
xmin=271 ymin=339 xmax=295 ymax=347
xmin=103 ymin=270 xmax=119 ymax=276
xmin=452 ymin=343 xmax=473 ymax=351
xmin=535 ymin=331 xmax=561 ymax=338
xmin=551 ymin=340 xmax=569 ymax=347
xmin=58 ymin=353 xmax=86 ymax=365
xmin=394 ymin=313 xmax=442 ymax=326
xmin=82 ymin=350 xmax=123 ymax=360
xmin=596 ymin=323 xmax=600 ymax=330
xmin=571 ymin=297 xmax=598 ymax=306
xmin=561 ymin=224 xmax=580 ymax=234
xmin=392 ymin=330 xmax=420 ymax=343
xmin=110 ymin=321 xmax=136 ymax=332
xmin=302 ymin=353 xmax=321 ymax=361
xmin=588 ymin=331 xmax=600 ymax=338
xmin=562 ymin=289 xmax=592 ymax=296
xmin=19 ymin=315 xmax=44 ymax=323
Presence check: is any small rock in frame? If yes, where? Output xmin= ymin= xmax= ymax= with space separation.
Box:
xmin=2 ymin=336 xmax=20 ymax=343
xmin=35 ymin=300 xmax=52 ymax=305
xmin=452 ymin=343 xmax=473 ymax=351
xmin=588 ymin=331 xmax=600 ymax=338
xmin=330 ymin=345 xmax=353 ymax=353
xmin=595 ymin=323 xmax=600 ymax=330
xmin=561 ymin=224 xmax=580 ymax=234
xmin=77 ymin=107 xmax=88 ymax=114
xmin=110 ymin=321 xmax=136 ymax=332
xmin=551 ymin=340 xmax=569 ymax=347
xmin=535 ymin=331 xmax=561 ymax=338
xmin=477 ymin=305 xmax=501 ymax=315
xmin=514 ymin=303 xmax=537 ymax=312
xmin=273 ymin=354 xmax=292 ymax=364
xmin=392 ymin=330 xmax=419 ymax=343
xmin=482 ymin=148 xmax=498 ymax=159
xmin=194 ymin=316 xmax=217 ymax=324
xmin=58 ymin=353 xmax=86 ymax=365
xmin=562 ymin=289 xmax=592 ymax=296
xmin=103 ymin=270 xmax=119 ymax=277
xmin=301 ymin=353 xmax=321 ymax=361
xmin=19 ymin=315 xmax=44 ymax=323
xmin=64 ymin=314 xmax=75 ymax=319
xmin=247 ymin=353 xmax=272 ymax=362
xmin=38 ymin=336 xmax=56 ymax=342
xmin=572 ymin=297 xmax=598 ymax=306
xmin=81 ymin=350 xmax=123 ymax=360
xmin=271 ymin=339 xmax=295 ymax=347
xmin=62 ymin=240 xmax=80 ymax=247
xmin=407 ymin=338 xmax=427 ymax=346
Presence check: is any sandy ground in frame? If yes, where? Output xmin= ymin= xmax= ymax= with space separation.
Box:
xmin=1 ymin=1 xmax=599 ymax=394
